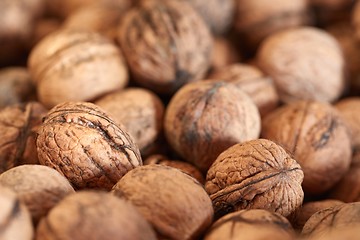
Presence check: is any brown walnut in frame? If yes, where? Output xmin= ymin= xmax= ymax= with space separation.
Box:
xmin=257 ymin=27 xmax=346 ymax=103
xmin=204 ymin=209 xmax=295 ymax=240
xmin=0 ymin=185 xmax=34 ymax=240
xmin=118 ymin=0 xmax=213 ymax=94
xmin=36 ymin=190 xmax=157 ymax=240
xmin=28 ymin=29 xmax=128 ymax=108
xmin=0 ymin=102 xmax=47 ymax=173
xmin=209 ymin=63 xmax=279 ymax=117
xmin=261 ymin=101 xmax=352 ymax=195
xmin=164 ymin=80 xmax=260 ymax=172
xmin=95 ymin=87 xmax=164 ymax=156
xmin=112 ymin=164 xmax=213 ymax=240
xmin=205 ymin=139 xmax=304 ymax=219
xmin=0 ymin=165 xmax=75 ymax=224
xmin=36 ymin=102 xmax=141 ymax=190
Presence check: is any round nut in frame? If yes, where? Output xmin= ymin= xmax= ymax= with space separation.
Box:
xmin=36 ymin=102 xmax=141 ymax=190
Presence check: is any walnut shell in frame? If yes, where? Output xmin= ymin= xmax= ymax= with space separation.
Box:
xmin=28 ymin=29 xmax=128 ymax=108
xmin=209 ymin=63 xmax=279 ymax=117
xmin=118 ymin=0 xmax=213 ymax=94
xmin=261 ymin=101 xmax=352 ymax=195
xmin=0 ymin=185 xmax=33 ymax=240
xmin=307 ymin=225 xmax=360 ymax=240
xmin=257 ymin=27 xmax=346 ymax=103
xmin=36 ymin=102 xmax=141 ymax=190
xmin=95 ymin=87 xmax=164 ymax=156
xmin=36 ymin=190 xmax=157 ymax=240
xmin=0 ymin=165 xmax=75 ymax=224
xmin=112 ymin=164 xmax=213 ymax=240
xmin=165 ymin=81 xmax=260 ymax=172
xmin=205 ymin=139 xmax=304 ymax=219
xmin=0 ymin=102 xmax=47 ymax=173
xmin=204 ymin=209 xmax=295 ymax=240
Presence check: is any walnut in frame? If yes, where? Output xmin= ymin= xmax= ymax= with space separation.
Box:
xmin=36 ymin=102 xmax=141 ymax=190
xmin=118 ymin=0 xmax=213 ymax=94
xmin=30 ymin=18 xmax=61 ymax=48
xmin=302 ymin=202 xmax=360 ymax=238
xmin=95 ymin=87 xmax=164 ymax=156
xmin=0 ymin=102 xmax=47 ymax=173
xmin=261 ymin=101 xmax=352 ymax=195
xmin=257 ymin=27 xmax=346 ymax=103
xmin=307 ymin=225 xmax=360 ymax=240
xmin=28 ymin=29 xmax=128 ymax=108
xmin=36 ymin=190 xmax=157 ymax=240
xmin=0 ymin=185 xmax=33 ymax=240
xmin=144 ymin=154 xmax=204 ymax=184
xmin=205 ymin=139 xmax=304 ymax=219
xmin=0 ymin=67 xmax=36 ymax=109
xmin=234 ymin=0 xmax=310 ymax=48
xmin=112 ymin=164 xmax=213 ymax=240
xmin=209 ymin=63 xmax=279 ymax=117
xmin=210 ymin=37 xmax=241 ymax=71
xmin=204 ymin=209 xmax=295 ymax=240
xmin=0 ymin=165 xmax=75 ymax=224
xmin=164 ymin=81 xmax=260 ymax=172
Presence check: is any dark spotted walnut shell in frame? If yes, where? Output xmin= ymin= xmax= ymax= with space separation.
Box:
xmin=0 ymin=102 xmax=47 ymax=173
xmin=205 ymin=139 xmax=304 ymax=219
xmin=0 ymin=185 xmax=33 ymax=240
xmin=302 ymin=202 xmax=360 ymax=238
xmin=204 ymin=209 xmax=295 ymax=240
xmin=261 ymin=101 xmax=352 ymax=195
xmin=209 ymin=64 xmax=279 ymax=117
xmin=36 ymin=191 xmax=156 ymax=240
xmin=118 ymin=0 xmax=213 ymax=94
xmin=0 ymin=165 xmax=75 ymax=224
xmin=112 ymin=165 xmax=213 ymax=240
xmin=95 ymin=88 xmax=164 ymax=156
xmin=36 ymin=102 xmax=141 ymax=190
xmin=257 ymin=27 xmax=345 ymax=103
xmin=164 ymin=81 xmax=260 ymax=173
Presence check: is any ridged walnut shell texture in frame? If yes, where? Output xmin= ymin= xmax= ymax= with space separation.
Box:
xmin=257 ymin=27 xmax=345 ymax=103
xmin=36 ymin=102 xmax=141 ymax=190
xmin=0 ymin=102 xmax=47 ymax=173
xmin=36 ymin=191 xmax=157 ymax=240
xmin=118 ymin=0 xmax=213 ymax=94
xmin=0 ymin=185 xmax=33 ymax=240
xmin=204 ymin=209 xmax=295 ymax=240
xmin=112 ymin=165 xmax=213 ymax=240
xmin=205 ymin=139 xmax=304 ymax=219
xmin=261 ymin=101 xmax=352 ymax=195
xmin=28 ymin=29 xmax=128 ymax=108
xmin=0 ymin=165 xmax=75 ymax=224
xmin=165 ymin=81 xmax=260 ymax=173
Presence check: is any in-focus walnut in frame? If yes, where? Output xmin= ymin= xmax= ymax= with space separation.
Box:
xmin=335 ymin=97 xmax=360 ymax=149
xmin=204 ymin=209 xmax=295 ymax=240
xmin=210 ymin=37 xmax=241 ymax=71
xmin=329 ymin=150 xmax=360 ymax=202
xmin=0 ymin=165 xmax=75 ymax=224
xmin=36 ymin=102 xmax=141 ymax=190
xmin=292 ymin=199 xmax=343 ymax=230
xmin=0 ymin=67 xmax=36 ymax=109
xmin=257 ymin=27 xmax=346 ymax=103
xmin=209 ymin=63 xmax=279 ymax=117
xmin=164 ymin=81 xmax=260 ymax=173
xmin=234 ymin=0 xmax=310 ymax=48
xmin=0 ymin=185 xmax=33 ymax=240
xmin=302 ymin=202 xmax=360 ymax=238
xmin=112 ymin=164 xmax=213 ymax=240
xmin=144 ymin=154 xmax=204 ymax=184
xmin=95 ymin=88 xmax=164 ymax=156
xmin=261 ymin=101 xmax=352 ymax=195
xmin=118 ymin=0 xmax=213 ymax=95
xmin=36 ymin=190 xmax=157 ymax=240
xmin=0 ymin=102 xmax=47 ymax=173
xmin=28 ymin=29 xmax=128 ymax=108
xmin=205 ymin=139 xmax=304 ymax=219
